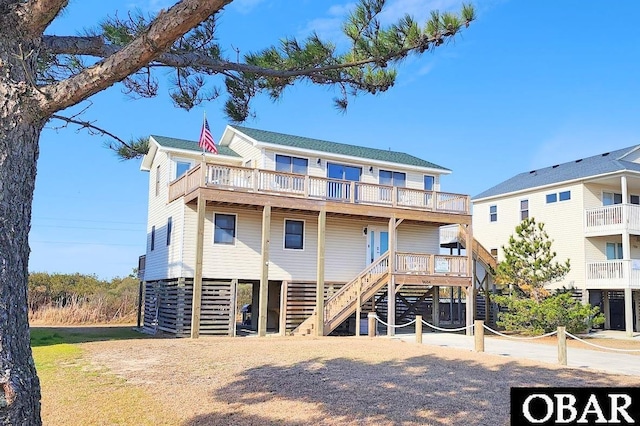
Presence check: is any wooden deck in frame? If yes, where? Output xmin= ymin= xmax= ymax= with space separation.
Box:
xmin=168 ymin=163 xmax=470 ymax=219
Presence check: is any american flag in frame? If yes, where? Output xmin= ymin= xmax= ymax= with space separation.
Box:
xmin=199 ymin=117 xmax=218 ymax=154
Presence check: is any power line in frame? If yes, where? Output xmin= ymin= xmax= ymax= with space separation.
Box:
xmin=32 ymin=224 xmax=144 ymax=232
xmin=30 ymin=240 xmax=142 ymax=247
xmin=33 ymin=216 xmax=146 ymax=225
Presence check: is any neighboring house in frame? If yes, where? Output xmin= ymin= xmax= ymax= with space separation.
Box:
xmin=138 ymin=124 xmax=484 ymax=337
xmin=473 ymin=145 xmax=640 ymax=336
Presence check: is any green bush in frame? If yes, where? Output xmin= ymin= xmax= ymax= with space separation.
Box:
xmin=493 ymin=291 xmax=604 ymax=335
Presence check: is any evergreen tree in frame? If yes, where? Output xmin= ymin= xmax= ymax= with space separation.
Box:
xmin=495 ymin=218 xmax=571 ymax=302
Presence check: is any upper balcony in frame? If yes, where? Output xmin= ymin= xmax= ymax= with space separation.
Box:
xmin=584 ymin=204 xmax=640 ymax=236
xmin=168 ymin=163 xmax=470 ymax=215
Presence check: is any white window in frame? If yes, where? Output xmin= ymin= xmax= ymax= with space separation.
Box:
xmin=379 ymin=170 xmax=406 ymax=187
xmin=166 ymin=217 xmax=172 ymax=246
xmin=606 ymin=242 xmax=623 ymax=260
xmin=559 ymin=190 xmax=571 ymax=201
xmin=631 ymin=195 xmax=640 ymax=205
xmin=155 ymin=165 xmax=161 ymax=197
xmin=173 ymin=157 xmax=194 ymax=180
xmin=603 ymin=192 xmax=622 ymax=206
xmin=546 ymin=193 xmax=557 ymax=203
xmin=490 ymin=205 xmax=497 ymax=222
xmin=275 ymin=154 xmax=308 ymax=174
xmin=520 ymin=200 xmax=529 ymax=220
xmin=214 ymin=213 xmax=236 ymax=245
xmin=424 ymin=175 xmax=435 ymax=191
xmin=284 ymin=219 xmax=304 ymax=250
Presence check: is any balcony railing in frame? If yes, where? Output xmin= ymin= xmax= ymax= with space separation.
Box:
xmin=168 ymin=163 xmax=470 ymax=214
xmin=585 ymin=259 xmax=640 ymax=289
xmin=584 ymin=204 xmax=640 ymax=235
xmin=395 ymin=252 xmax=468 ymax=276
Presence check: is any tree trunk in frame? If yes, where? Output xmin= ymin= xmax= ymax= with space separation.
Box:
xmin=0 ymin=13 xmax=45 ymax=426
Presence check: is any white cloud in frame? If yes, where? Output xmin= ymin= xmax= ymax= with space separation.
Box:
xmin=127 ymin=0 xmax=174 ymax=13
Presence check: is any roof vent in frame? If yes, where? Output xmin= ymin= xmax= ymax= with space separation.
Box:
xmin=552 ymin=164 xmax=559 ymax=168
xmin=575 ymin=159 xmax=583 ymax=163
xmin=529 ymin=170 xmax=536 ymax=174
xmin=602 ymin=152 xmax=610 ymax=157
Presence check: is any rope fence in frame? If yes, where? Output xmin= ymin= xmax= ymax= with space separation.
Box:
xmin=368 ymin=315 xmax=640 ymax=366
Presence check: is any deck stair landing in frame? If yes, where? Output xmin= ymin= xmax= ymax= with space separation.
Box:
xmin=293 ymin=253 xmax=390 ymax=336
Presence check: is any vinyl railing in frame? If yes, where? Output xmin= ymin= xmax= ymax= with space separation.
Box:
xmin=585 ymin=259 xmax=640 ymax=289
xmin=584 ymin=204 xmax=640 ymax=233
xmin=168 ymin=163 xmax=469 ymax=214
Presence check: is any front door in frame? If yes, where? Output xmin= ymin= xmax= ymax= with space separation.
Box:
xmin=366 ymin=226 xmax=389 ymax=265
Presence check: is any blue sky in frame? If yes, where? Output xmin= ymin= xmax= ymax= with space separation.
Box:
xmin=30 ymin=0 xmax=640 ymax=278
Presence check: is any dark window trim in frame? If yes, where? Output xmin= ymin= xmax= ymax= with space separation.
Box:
xmin=284 ymin=219 xmax=305 ymax=250
xmin=214 ymin=213 xmax=237 ymax=245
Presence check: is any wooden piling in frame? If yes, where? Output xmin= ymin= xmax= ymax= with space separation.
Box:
xmin=415 ymin=315 xmax=423 ymax=344
xmin=558 ymin=326 xmax=567 ymax=366
xmin=474 ymin=320 xmax=484 ymax=352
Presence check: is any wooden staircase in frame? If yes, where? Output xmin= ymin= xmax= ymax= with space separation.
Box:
xmin=293 ymin=253 xmax=390 ymax=336
xmin=454 ymin=225 xmax=497 ymax=271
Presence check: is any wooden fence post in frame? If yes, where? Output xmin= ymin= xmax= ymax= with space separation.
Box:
xmin=368 ymin=312 xmax=376 ymax=337
xmin=415 ymin=315 xmax=423 ymax=344
xmin=474 ymin=320 xmax=484 ymax=352
xmin=558 ymin=326 xmax=567 ymax=366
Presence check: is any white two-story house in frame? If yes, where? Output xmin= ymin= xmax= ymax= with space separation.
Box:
xmin=138 ymin=125 xmax=480 ymax=337
xmin=473 ymin=145 xmax=640 ymax=336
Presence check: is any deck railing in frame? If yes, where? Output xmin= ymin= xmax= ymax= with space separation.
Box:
xmin=584 ymin=204 xmax=640 ymax=234
xmin=395 ymin=252 xmax=468 ymax=275
xmin=585 ymin=259 xmax=640 ymax=289
xmin=168 ymin=163 xmax=470 ymax=214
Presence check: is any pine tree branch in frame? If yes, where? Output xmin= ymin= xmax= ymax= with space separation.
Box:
xmin=42 ymin=29 xmax=458 ymax=79
xmin=49 ymin=113 xmax=133 ymax=150
xmin=18 ymin=0 xmax=69 ymax=36
xmin=37 ymin=0 xmax=232 ymax=115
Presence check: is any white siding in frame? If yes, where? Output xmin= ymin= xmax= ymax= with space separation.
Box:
xmin=143 ymin=150 xmax=187 ymax=281
xmin=228 ymin=133 xmax=262 ymax=166
xmin=178 ymin=206 xmax=443 ymax=282
xmin=397 ymin=223 xmax=440 ymax=253
xmin=473 ymin=183 xmax=585 ymax=290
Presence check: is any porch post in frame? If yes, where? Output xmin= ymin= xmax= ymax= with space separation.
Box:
xmin=603 ymin=290 xmax=610 ymax=329
xmin=190 ymin=195 xmax=206 ymax=339
xmin=315 ymin=208 xmax=326 ymax=336
xmin=635 ymin=290 xmax=640 ymax=333
xmin=432 ymin=286 xmax=440 ymax=327
xmin=258 ymin=205 xmax=271 ymax=337
xmin=387 ymin=217 xmax=396 ymax=337
xmin=625 ymin=287 xmax=634 ymax=337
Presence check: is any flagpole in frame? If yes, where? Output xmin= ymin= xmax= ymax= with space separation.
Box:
xmin=201 ymin=111 xmax=206 ymax=157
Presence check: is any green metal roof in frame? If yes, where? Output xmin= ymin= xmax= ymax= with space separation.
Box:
xmin=231 ymin=125 xmax=450 ymax=171
xmin=150 ymin=135 xmax=240 ymax=157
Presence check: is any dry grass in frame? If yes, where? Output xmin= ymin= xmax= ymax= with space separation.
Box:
xmin=34 ymin=327 xmax=639 ymax=426
xmin=29 ymin=296 xmax=136 ymax=325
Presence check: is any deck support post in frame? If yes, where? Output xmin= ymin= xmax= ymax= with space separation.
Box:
xmin=258 ymin=205 xmax=271 ymax=337
xmin=635 ymin=290 xmax=640 ymax=333
xmin=387 ymin=217 xmax=396 ymax=337
xmin=432 ymin=286 xmax=439 ymax=328
xmin=355 ymin=278 xmax=362 ymax=337
xmin=603 ymin=290 xmax=610 ymax=329
xmin=316 ymin=208 xmax=326 ymax=337
xmin=279 ymin=281 xmax=288 ymax=336
xmin=190 ymin=195 xmax=206 ymax=339
xmin=625 ymin=288 xmax=634 ymax=337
